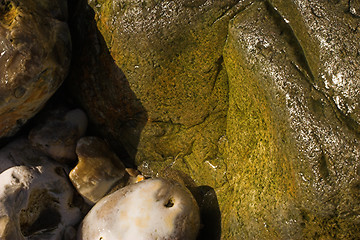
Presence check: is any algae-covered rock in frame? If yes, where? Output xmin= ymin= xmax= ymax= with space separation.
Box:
xmin=68 ymin=0 xmax=360 ymax=239
xmin=69 ymin=0 xmax=243 ymax=183
xmin=0 ymin=0 xmax=71 ymax=138
xmin=223 ymin=0 xmax=360 ymax=238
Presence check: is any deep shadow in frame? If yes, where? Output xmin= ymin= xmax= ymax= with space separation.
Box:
xmin=66 ymin=1 xmax=221 ymax=238
xmin=66 ymin=0 xmax=148 ymax=167
xmin=192 ymin=186 xmax=222 ymax=240
xmin=159 ymin=167 xmax=222 ymax=239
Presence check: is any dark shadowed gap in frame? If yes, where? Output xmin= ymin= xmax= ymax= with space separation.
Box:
xmin=66 ymin=0 xmax=148 ymax=168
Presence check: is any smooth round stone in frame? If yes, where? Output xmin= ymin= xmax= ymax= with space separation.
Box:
xmin=29 ymin=108 xmax=88 ymax=162
xmin=70 ymin=136 xmax=128 ymax=205
xmin=78 ymin=178 xmax=200 ymax=240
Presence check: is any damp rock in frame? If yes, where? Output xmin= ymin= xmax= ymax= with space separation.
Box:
xmin=77 ymin=178 xmax=200 ymax=240
xmin=0 ymin=0 xmax=71 ymax=138
xmin=222 ymin=0 xmax=360 ymax=238
xmin=29 ymin=109 xmax=88 ymax=163
xmin=0 ymin=139 xmax=81 ymax=240
xmin=69 ymin=136 xmax=128 ymax=205
xmin=68 ymin=0 xmax=235 ymax=175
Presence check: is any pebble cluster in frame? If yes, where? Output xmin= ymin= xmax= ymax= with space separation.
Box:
xmin=0 ymin=108 xmax=200 ymax=240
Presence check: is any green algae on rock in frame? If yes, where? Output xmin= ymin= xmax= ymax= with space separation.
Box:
xmin=69 ymin=0 xmax=243 ymax=185
xmin=68 ymin=0 xmax=360 ymax=239
xmin=224 ymin=1 xmax=360 ymax=238
xmin=0 ymin=0 xmax=71 ymax=138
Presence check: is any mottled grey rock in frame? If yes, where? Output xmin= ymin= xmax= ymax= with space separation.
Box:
xmin=0 ymin=139 xmax=81 ymax=240
xmin=0 ymin=0 xmax=71 ymax=137
xmin=29 ymin=109 xmax=88 ymax=163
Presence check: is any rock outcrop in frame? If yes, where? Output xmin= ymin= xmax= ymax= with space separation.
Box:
xmin=68 ymin=0 xmax=360 ymax=238
xmin=223 ymin=1 xmax=360 ymax=238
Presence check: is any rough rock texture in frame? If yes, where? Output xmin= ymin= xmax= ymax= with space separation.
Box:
xmin=0 ymin=0 xmax=71 ymax=137
xmin=78 ymin=178 xmax=200 ymax=240
xmin=223 ymin=0 xmax=360 ymax=239
xmin=0 ymin=139 xmax=81 ymax=240
xmin=68 ymin=0 xmax=360 ymax=239
xmin=68 ymin=0 xmax=246 ymax=179
xmin=69 ymin=136 xmax=128 ymax=204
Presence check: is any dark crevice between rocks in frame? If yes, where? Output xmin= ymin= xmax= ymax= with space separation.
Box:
xmin=195 ymin=186 xmax=221 ymax=240
xmin=265 ymin=0 xmax=315 ymax=83
xmin=211 ymin=0 xmax=255 ymax=26
xmin=210 ymin=56 xmax=224 ymax=93
xmin=66 ymin=0 xmax=148 ymax=168
xmin=264 ymin=0 xmax=360 ymax=137
xmin=159 ymin=168 xmax=222 ymax=240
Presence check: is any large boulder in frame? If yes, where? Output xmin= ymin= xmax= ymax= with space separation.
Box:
xmin=0 ymin=0 xmax=71 ymax=137
xmin=69 ymin=0 xmax=360 ymax=239
xmin=68 ymin=0 xmax=241 ymax=180
xmin=223 ymin=0 xmax=360 ymax=238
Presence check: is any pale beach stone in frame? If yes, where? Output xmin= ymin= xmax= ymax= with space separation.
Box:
xmin=78 ymin=178 xmax=200 ymax=240
xmin=0 ymin=139 xmax=81 ymax=240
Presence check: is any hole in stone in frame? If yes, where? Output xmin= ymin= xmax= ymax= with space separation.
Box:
xmin=164 ymin=198 xmax=174 ymax=208
xmin=319 ymin=153 xmax=330 ymax=180
xmin=54 ymin=167 xmax=65 ymax=177
xmin=21 ymin=208 xmax=61 ymax=236
xmin=19 ymin=190 xmax=61 ymax=237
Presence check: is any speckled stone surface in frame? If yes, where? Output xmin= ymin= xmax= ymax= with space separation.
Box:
xmin=0 ymin=0 xmax=71 ymax=138
xmin=66 ymin=0 xmax=360 ymax=238
xmin=0 ymin=138 xmax=81 ymax=240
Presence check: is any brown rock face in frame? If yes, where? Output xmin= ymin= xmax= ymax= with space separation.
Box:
xmin=0 ymin=0 xmax=71 ymax=137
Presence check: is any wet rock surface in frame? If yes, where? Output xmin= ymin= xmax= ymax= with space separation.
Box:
xmin=68 ymin=0 xmax=243 ymax=180
xmin=67 ymin=0 xmax=360 ymax=239
xmin=70 ymin=136 xmax=128 ymax=205
xmin=223 ymin=0 xmax=360 ymax=238
xmin=0 ymin=0 xmax=71 ymax=138
xmin=0 ymin=0 xmax=360 ymax=239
